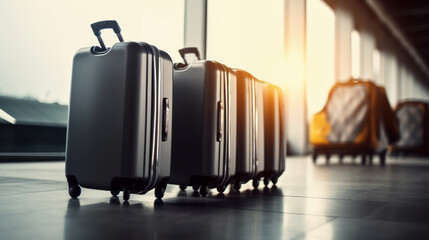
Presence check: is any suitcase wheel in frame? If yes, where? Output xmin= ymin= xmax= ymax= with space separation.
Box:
xmin=361 ymin=155 xmax=367 ymax=165
xmin=192 ymin=185 xmax=200 ymax=192
xmin=368 ymin=155 xmax=373 ymax=165
xmin=179 ymin=185 xmax=187 ymax=191
xmin=271 ymin=177 xmax=278 ymax=186
xmin=68 ymin=185 xmax=81 ymax=199
xmin=216 ymin=184 xmax=227 ymax=194
xmin=199 ymin=185 xmax=209 ymax=197
xmin=155 ymin=187 xmax=165 ymax=199
xmin=234 ymin=181 xmax=242 ymax=191
xmin=339 ymin=154 xmax=344 ymax=163
xmin=252 ymin=179 xmax=260 ymax=189
xmin=123 ymin=188 xmax=131 ymax=201
xmin=110 ymin=190 xmax=120 ymax=197
xmin=326 ymin=154 xmax=331 ymax=164
xmin=312 ymin=153 xmax=318 ymax=164
xmin=380 ymin=153 xmax=386 ymax=166
xmin=263 ymin=178 xmax=270 ymax=187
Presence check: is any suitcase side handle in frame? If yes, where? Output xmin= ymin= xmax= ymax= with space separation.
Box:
xmin=90 ymin=20 xmax=124 ymax=51
xmin=178 ymin=47 xmax=201 ymax=65
xmin=217 ymin=101 xmax=224 ymax=142
xmin=162 ymin=98 xmax=169 ymax=141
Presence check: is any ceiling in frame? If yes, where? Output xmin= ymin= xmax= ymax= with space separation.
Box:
xmin=375 ymin=0 xmax=429 ymax=68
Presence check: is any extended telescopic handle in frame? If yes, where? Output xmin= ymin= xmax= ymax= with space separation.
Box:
xmin=178 ymin=47 xmax=201 ymax=65
xmin=90 ymin=20 xmax=124 ymax=51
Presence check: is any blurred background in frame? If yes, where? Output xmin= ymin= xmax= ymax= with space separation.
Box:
xmin=1 ymin=0 xmax=429 ymax=157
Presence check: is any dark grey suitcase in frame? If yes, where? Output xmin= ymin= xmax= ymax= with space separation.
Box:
xmin=262 ymin=84 xmax=286 ymax=186
xmin=232 ymin=69 xmax=265 ymax=190
xmin=170 ymin=47 xmax=236 ymax=196
xmin=392 ymin=100 xmax=429 ymax=154
xmin=65 ymin=20 xmax=173 ymax=200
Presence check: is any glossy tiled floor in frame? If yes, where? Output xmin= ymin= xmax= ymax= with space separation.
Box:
xmin=1 ymin=156 xmax=429 ymax=240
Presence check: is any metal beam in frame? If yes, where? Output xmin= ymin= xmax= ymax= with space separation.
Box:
xmin=393 ymin=7 xmax=429 ymax=17
xmin=366 ymin=0 xmax=429 ymax=80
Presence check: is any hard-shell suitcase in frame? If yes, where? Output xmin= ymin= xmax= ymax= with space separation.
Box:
xmin=310 ymin=78 xmax=399 ymax=165
xmin=391 ymin=100 xmax=429 ymax=155
xmin=232 ymin=70 xmax=265 ymax=190
xmin=66 ymin=20 xmax=173 ymax=200
xmin=263 ymin=84 xmax=286 ymax=186
xmin=170 ymin=47 xmax=236 ymax=196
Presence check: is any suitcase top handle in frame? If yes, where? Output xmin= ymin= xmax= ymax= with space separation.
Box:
xmin=90 ymin=20 xmax=124 ymax=51
xmin=179 ymin=47 xmax=201 ymax=65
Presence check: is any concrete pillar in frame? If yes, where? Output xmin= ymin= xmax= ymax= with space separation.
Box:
xmin=373 ymin=49 xmax=381 ymax=83
xmin=388 ymin=56 xmax=399 ymax=105
xmin=184 ymin=0 xmax=207 ymax=59
xmin=379 ymin=52 xmax=398 ymax=104
xmin=335 ymin=7 xmax=353 ymax=82
xmin=407 ymin=71 xmax=415 ymax=98
xmin=392 ymin=64 xmax=406 ymax=100
xmin=284 ymin=0 xmax=307 ymax=155
xmin=378 ymin=51 xmax=386 ymax=86
xmin=360 ymin=31 xmax=375 ymax=80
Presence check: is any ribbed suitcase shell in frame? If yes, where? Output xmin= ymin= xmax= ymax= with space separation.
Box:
xmin=263 ymin=84 xmax=286 ymax=185
xmin=66 ymin=41 xmax=173 ymax=197
xmin=233 ymin=70 xmax=257 ymax=184
xmin=170 ymin=60 xmax=236 ymax=195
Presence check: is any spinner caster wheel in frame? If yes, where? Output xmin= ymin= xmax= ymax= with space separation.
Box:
xmin=312 ymin=153 xmax=318 ymax=164
xmin=263 ymin=178 xmax=270 ymax=187
xmin=380 ymin=153 xmax=386 ymax=166
xmin=68 ymin=185 xmax=81 ymax=199
xmin=123 ymin=188 xmax=131 ymax=201
xmin=361 ymin=155 xmax=367 ymax=165
xmin=271 ymin=177 xmax=278 ymax=185
xmin=110 ymin=190 xmax=120 ymax=197
xmin=234 ymin=181 xmax=242 ymax=191
xmin=368 ymin=155 xmax=373 ymax=165
xmin=217 ymin=184 xmax=227 ymax=193
xmin=192 ymin=185 xmax=200 ymax=192
xmin=155 ymin=187 xmax=165 ymax=199
xmin=200 ymin=185 xmax=209 ymax=197
xmin=326 ymin=154 xmax=331 ymax=164
xmin=179 ymin=185 xmax=187 ymax=191
xmin=252 ymin=179 xmax=260 ymax=189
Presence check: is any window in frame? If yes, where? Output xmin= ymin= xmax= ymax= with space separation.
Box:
xmin=0 ymin=0 xmax=184 ymax=105
xmin=305 ymin=0 xmax=335 ymax=119
xmin=207 ymin=0 xmax=285 ymax=88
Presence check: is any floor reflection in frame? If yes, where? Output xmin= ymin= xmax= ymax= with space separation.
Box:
xmin=5 ymin=157 xmax=428 ymax=239
xmin=63 ymin=187 xmax=298 ymax=240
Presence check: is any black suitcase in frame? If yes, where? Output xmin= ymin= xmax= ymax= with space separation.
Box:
xmin=262 ymin=84 xmax=286 ymax=186
xmin=232 ymin=70 xmax=265 ymax=190
xmin=65 ymin=20 xmax=173 ymax=200
xmin=170 ymin=47 xmax=236 ymax=196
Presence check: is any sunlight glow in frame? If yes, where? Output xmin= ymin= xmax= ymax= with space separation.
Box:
xmin=285 ymin=51 xmax=305 ymax=92
xmin=207 ymin=0 xmax=285 ymax=88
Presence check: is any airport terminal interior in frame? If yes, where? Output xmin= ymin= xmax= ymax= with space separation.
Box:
xmin=1 ymin=0 xmax=429 ymax=239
